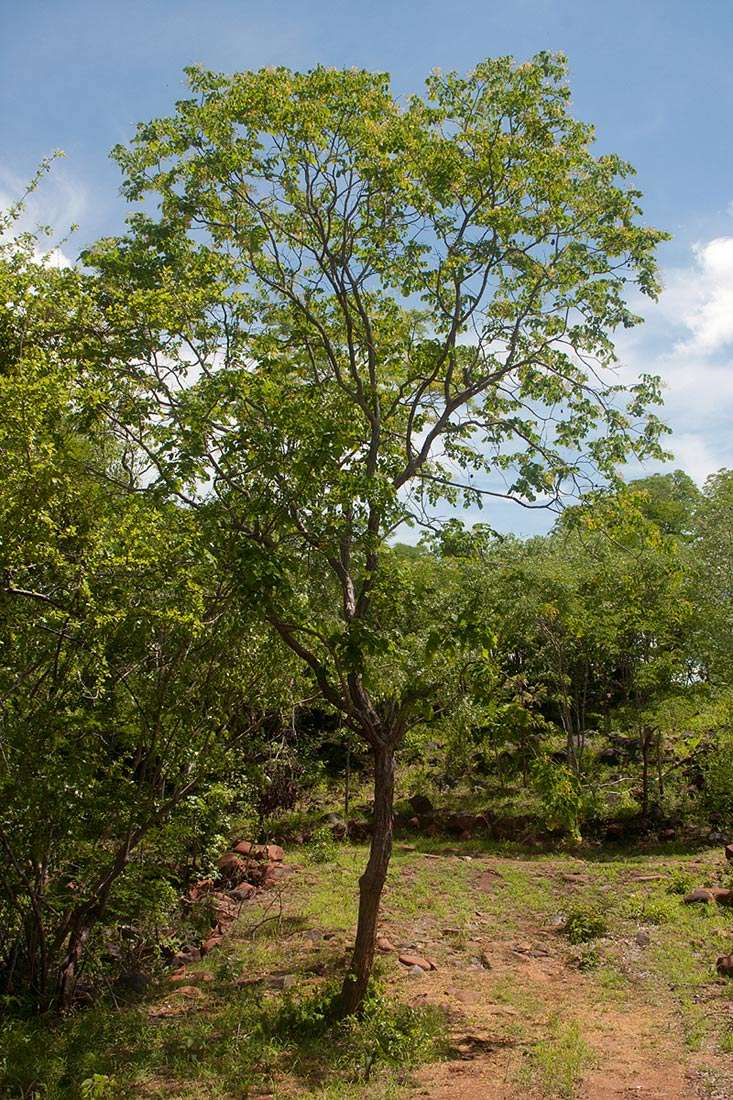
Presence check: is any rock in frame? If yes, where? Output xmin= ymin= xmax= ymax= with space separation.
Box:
xmin=230 ymin=882 xmax=257 ymax=902
xmin=408 ymin=816 xmax=421 ymax=828
xmin=233 ymin=840 xmax=260 ymax=856
xmin=726 ymin=844 xmax=733 ymax=862
xmin=172 ymin=946 xmax=201 ymax=966
xmin=217 ymin=852 xmax=247 ymax=879
xmin=304 ymin=929 xmax=323 ymax=943
xmin=261 ymin=863 xmax=287 ymax=887
xmin=398 ymin=953 xmax=436 ymax=971
xmin=376 ymin=936 xmax=395 ymax=953
xmin=710 ymin=888 xmax=733 ymax=906
xmin=409 ymin=794 xmax=434 ymax=816
xmin=684 ymin=888 xmax=715 ymax=904
xmin=635 ymin=930 xmax=651 ymax=947
xmin=659 ymin=827 xmax=677 ymax=841
xmin=211 ymin=892 xmax=239 ymax=925
xmin=187 ymin=879 xmax=214 ymax=901
xmin=407 ymin=964 xmax=425 ymax=978
xmin=717 ymin=954 xmax=733 ymax=977
xmin=232 ymin=841 xmax=283 ymax=861
xmin=202 ymin=933 xmax=223 ymax=954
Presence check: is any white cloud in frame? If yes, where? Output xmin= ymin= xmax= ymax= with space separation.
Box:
xmin=614 ymin=227 xmax=733 ymax=486
xmin=663 ymin=236 xmax=733 ymax=356
xmin=0 ymin=158 xmax=87 ymax=267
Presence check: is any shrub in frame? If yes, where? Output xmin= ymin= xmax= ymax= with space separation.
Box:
xmin=562 ymin=904 xmax=608 ymax=944
xmin=620 ymin=892 xmax=678 ymax=925
xmin=306 ymin=825 xmax=340 ymax=864
xmin=667 ymin=869 xmax=693 ymax=896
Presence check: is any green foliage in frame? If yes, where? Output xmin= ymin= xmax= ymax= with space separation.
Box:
xmin=268 ymin=980 xmax=443 ymax=1082
xmin=667 ymin=869 xmax=694 ymax=896
xmin=307 ymin=825 xmax=341 ymax=865
xmin=620 ymin=892 xmax=677 ymax=925
xmin=562 ymin=904 xmax=609 ymax=944
xmin=532 ymin=758 xmax=584 ymax=842
xmin=518 ymin=1017 xmax=596 ymax=1098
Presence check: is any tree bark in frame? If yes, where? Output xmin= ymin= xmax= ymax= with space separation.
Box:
xmin=339 ymin=741 xmax=394 ymax=1015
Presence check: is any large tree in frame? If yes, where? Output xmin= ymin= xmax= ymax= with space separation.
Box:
xmin=87 ymin=53 xmax=668 ymax=1012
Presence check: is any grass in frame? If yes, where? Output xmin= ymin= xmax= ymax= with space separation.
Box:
xmin=517 ymin=1017 xmax=596 ymax=1099
xmin=4 ymin=836 xmax=733 ymax=1097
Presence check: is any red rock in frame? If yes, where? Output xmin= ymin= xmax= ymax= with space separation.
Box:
xmin=398 ymin=953 xmax=436 ymax=971
xmin=233 ymin=840 xmax=260 ymax=856
xmin=683 ymin=888 xmax=715 ymax=904
xmin=202 ymin=933 xmax=223 ymax=954
xmin=711 ymin=888 xmax=733 ymax=906
xmin=718 ymin=954 xmax=733 ymax=976
xmin=217 ymin=852 xmax=246 ymax=876
xmin=262 ymin=863 xmax=288 ymax=886
xmin=266 ymin=843 xmax=284 ymax=862
xmin=187 ymin=878 xmax=214 ymax=901
xmin=170 ymin=967 xmax=189 ymax=982
xmin=376 ymin=936 xmax=395 ymax=953
xmin=726 ymin=844 xmax=733 ymax=862
xmin=230 ymin=882 xmax=256 ymax=901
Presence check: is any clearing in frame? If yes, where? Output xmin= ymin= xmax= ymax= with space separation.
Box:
xmin=19 ymin=838 xmax=733 ymax=1099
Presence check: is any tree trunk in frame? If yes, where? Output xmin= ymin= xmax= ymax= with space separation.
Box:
xmin=640 ymin=727 xmax=650 ymax=818
xmin=340 ymin=741 xmax=394 ymax=1015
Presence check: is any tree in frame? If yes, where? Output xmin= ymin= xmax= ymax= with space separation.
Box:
xmin=693 ymin=469 xmax=733 ymax=681
xmin=86 ymin=54 xmax=668 ymax=1012
xmin=0 ymin=209 xmax=301 ymax=1011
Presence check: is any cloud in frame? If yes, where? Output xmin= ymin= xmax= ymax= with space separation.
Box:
xmin=0 ymin=157 xmax=87 ymax=267
xmin=663 ymin=236 xmax=733 ymax=356
xmin=614 ymin=226 xmax=733 ymax=486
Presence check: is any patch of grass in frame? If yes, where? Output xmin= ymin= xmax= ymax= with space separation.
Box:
xmin=0 ymin=978 xmax=444 ymax=1099
xmin=517 ymin=1017 xmax=596 ymax=1099
xmin=306 ymin=825 xmax=342 ymax=865
xmin=666 ymin=868 xmax=694 ymax=896
xmin=619 ymin=891 xmax=679 ymax=925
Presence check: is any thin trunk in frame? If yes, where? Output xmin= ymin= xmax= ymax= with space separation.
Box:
xmin=340 ymin=742 xmax=394 ymax=1015
xmin=640 ymin=726 xmax=650 ymax=818
xmin=344 ymin=741 xmax=351 ymax=832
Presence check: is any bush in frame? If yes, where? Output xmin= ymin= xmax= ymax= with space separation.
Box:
xmin=620 ymin=892 xmax=677 ymax=925
xmin=562 ymin=904 xmax=608 ymax=944
xmin=263 ymin=980 xmax=444 ymax=1082
xmin=667 ymin=869 xmax=693 ymax=896
xmin=306 ymin=825 xmax=340 ymax=864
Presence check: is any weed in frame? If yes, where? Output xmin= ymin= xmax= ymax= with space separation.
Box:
xmin=517 ymin=1017 xmax=595 ymax=1098
xmin=562 ymin=903 xmax=608 ymax=944
xmin=666 ymin=868 xmax=693 ymax=896
xmin=307 ymin=825 xmax=341 ymax=864
xmin=620 ymin=892 xmax=678 ymax=925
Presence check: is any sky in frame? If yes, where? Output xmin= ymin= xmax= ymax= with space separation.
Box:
xmin=2 ymin=0 xmax=733 ymax=535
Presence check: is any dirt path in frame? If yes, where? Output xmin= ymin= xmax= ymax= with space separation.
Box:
xmin=387 ymin=855 xmax=733 ymax=1100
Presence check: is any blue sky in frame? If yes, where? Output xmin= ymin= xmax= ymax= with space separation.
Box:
xmin=2 ymin=0 xmax=733 ymax=533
